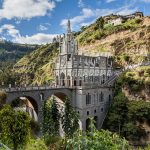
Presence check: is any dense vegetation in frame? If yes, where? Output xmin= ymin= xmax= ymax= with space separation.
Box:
xmin=0 ymin=41 xmax=38 ymax=87
xmin=103 ymin=67 xmax=150 ymax=145
xmin=0 ymin=40 xmax=37 ymax=62
xmin=0 ymin=92 xmax=131 ymax=150
xmin=14 ymin=42 xmax=59 ymax=85
xmin=122 ymin=66 xmax=150 ymax=99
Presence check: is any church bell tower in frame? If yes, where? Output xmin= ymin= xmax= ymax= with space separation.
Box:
xmin=59 ymin=20 xmax=78 ymax=55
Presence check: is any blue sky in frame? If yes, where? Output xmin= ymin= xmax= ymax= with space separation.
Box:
xmin=0 ymin=0 xmax=150 ymax=44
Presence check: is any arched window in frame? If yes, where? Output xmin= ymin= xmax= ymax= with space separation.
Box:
xmin=56 ymin=76 xmax=59 ymax=85
xmin=109 ymin=95 xmax=111 ymax=102
xmin=99 ymin=92 xmax=104 ymax=102
xmin=60 ymin=73 xmax=65 ymax=86
xmin=79 ymin=78 xmax=82 ymax=86
xmin=86 ymin=93 xmax=91 ymax=105
xmin=67 ymin=76 xmax=71 ymax=87
xmin=86 ymin=118 xmax=91 ymax=131
xmin=40 ymin=93 xmax=44 ymax=101
xmin=102 ymin=74 xmax=105 ymax=84
xmin=74 ymin=77 xmax=77 ymax=86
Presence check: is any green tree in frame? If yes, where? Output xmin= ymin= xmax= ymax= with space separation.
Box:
xmin=42 ymin=97 xmax=60 ymax=136
xmin=62 ymin=98 xmax=79 ymax=137
xmin=51 ymin=98 xmax=60 ymax=136
xmin=0 ymin=105 xmax=30 ymax=150
xmin=0 ymin=91 xmax=6 ymax=109
xmin=96 ymin=17 xmax=105 ymax=30
xmin=65 ymin=119 xmax=130 ymax=150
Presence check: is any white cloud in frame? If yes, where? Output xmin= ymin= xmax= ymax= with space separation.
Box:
xmin=60 ymin=5 xmax=137 ymax=30
xmin=140 ymin=0 xmax=150 ymax=2
xmin=106 ymin=0 xmax=116 ymax=3
xmin=15 ymin=33 xmax=58 ymax=44
xmin=0 ymin=0 xmax=55 ymax=20
xmin=0 ymin=24 xmax=58 ymax=44
xmin=37 ymin=23 xmax=51 ymax=31
xmin=78 ymin=0 xmax=85 ymax=8
xmin=60 ymin=8 xmax=94 ymax=30
xmin=0 ymin=24 xmax=20 ymax=38
xmin=38 ymin=25 xmax=49 ymax=31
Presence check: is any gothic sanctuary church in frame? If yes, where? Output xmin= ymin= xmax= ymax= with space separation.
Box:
xmin=55 ymin=20 xmax=114 ymax=130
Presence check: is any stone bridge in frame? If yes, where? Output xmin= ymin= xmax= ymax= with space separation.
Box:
xmin=1 ymin=61 xmax=149 ymax=130
xmin=2 ymin=86 xmax=73 ymax=122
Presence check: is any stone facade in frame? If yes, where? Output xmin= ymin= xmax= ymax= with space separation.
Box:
xmin=54 ymin=20 xmax=114 ymax=130
xmin=108 ymin=17 xmax=124 ymax=26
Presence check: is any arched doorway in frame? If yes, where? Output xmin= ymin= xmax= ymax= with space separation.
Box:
xmin=60 ymin=73 xmax=65 ymax=86
xmin=11 ymin=96 xmax=38 ymax=121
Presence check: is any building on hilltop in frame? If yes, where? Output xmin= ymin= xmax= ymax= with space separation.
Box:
xmin=104 ymin=11 xmax=144 ymax=26
xmin=54 ymin=20 xmax=114 ymax=130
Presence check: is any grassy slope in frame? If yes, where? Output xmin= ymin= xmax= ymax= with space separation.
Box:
xmin=121 ymin=66 xmax=150 ymax=100
xmin=76 ymin=17 xmax=150 ymax=67
xmin=14 ymin=43 xmax=59 ymax=85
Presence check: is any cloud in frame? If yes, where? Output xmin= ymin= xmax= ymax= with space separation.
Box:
xmin=0 ymin=24 xmax=58 ymax=44
xmin=0 ymin=24 xmax=20 ymax=38
xmin=78 ymin=0 xmax=85 ymax=8
xmin=60 ymin=8 xmax=94 ymax=30
xmin=140 ymin=0 xmax=150 ymax=2
xmin=37 ymin=23 xmax=51 ymax=31
xmin=0 ymin=0 xmax=56 ymax=20
xmin=106 ymin=0 xmax=116 ymax=3
xmin=15 ymin=33 xmax=58 ymax=44
xmin=60 ymin=5 xmax=137 ymax=30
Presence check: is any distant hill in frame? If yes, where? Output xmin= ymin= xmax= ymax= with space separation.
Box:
xmin=0 ymin=40 xmax=39 ymax=63
xmin=13 ymin=42 xmax=59 ymax=85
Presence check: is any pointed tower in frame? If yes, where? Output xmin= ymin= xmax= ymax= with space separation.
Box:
xmin=67 ymin=20 xmax=71 ymax=33
xmin=59 ymin=20 xmax=78 ymax=55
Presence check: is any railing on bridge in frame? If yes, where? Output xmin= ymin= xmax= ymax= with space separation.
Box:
xmin=0 ymin=85 xmax=72 ymax=92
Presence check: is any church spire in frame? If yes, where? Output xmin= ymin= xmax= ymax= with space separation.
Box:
xmin=67 ymin=20 xmax=71 ymax=33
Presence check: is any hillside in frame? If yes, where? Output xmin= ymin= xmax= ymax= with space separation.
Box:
xmin=13 ymin=43 xmax=59 ymax=85
xmin=76 ymin=17 xmax=150 ymax=67
xmin=103 ymin=66 xmax=150 ymax=145
xmin=13 ymin=16 xmax=150 ymax=85
xmin=0 ymin=40 xmax=38 ymax=63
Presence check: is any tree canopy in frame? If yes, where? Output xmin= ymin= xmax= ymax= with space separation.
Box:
xmin=0 ymin=105 xmax=30 ymax=150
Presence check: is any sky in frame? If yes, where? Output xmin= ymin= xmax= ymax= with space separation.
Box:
xmin=0 ymin=0 xmax=150 ymax=44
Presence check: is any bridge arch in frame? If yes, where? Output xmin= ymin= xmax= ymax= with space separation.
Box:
xmin=9 ymin=95 xmax=39 ymax=122
xmin=44 ymin=90 xmax=72 ymax=103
